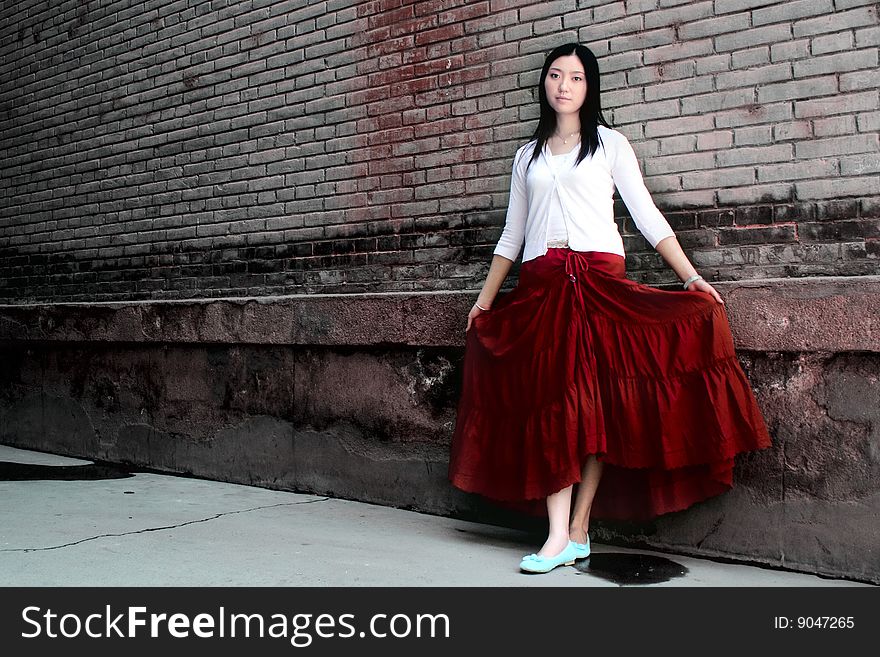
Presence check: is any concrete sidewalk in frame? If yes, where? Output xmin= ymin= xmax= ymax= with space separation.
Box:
xmin=0 ymin=445 xmax=870 ymax=587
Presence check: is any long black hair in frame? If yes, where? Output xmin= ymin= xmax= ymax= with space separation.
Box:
xmin=523 ymin=43 xmax=612 ymax=172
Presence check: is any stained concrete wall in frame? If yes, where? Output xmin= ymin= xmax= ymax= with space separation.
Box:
xmin=2 ymin=277 xmax=879 ymax=584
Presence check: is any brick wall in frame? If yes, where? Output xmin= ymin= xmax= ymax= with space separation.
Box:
xmin=1 ymin=0 xmax=878 ymax=303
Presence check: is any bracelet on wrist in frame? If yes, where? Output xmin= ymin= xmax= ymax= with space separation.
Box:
xmin=683 ymin=274 xmax=703 ymax=290
xmin=474 ymin=302 xmax=489 ymax=311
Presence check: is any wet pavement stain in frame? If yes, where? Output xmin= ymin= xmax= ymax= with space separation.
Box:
xmin=0 ymin=460 xmax=135 ymax=481
xmin=574 ymin=552 xmax=689 ymax=585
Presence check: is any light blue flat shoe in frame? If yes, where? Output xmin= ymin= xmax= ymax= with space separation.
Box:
xmin=571 ymin=535 xmax=590 ymax=559
xmin=519 ymin=540 xmax=579 ymax=573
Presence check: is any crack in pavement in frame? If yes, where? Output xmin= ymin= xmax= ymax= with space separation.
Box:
xmin=0 ymin=497 xmax=331 ymax=553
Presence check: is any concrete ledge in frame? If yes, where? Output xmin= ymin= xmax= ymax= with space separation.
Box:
xmin=1 ymin=275 xmax=879 ymax=351
xmin=1 ymin=279 xmax=879 ymax=584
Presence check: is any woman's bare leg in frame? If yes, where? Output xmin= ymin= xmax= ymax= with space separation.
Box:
xmin=536 ymin=484 xmax=573 ymax=557
xmin=569 ymin=455 xmax=604 ymax=544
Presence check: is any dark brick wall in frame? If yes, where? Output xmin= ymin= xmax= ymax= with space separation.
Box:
xmin=1 ymin=0 xmax=878 ymax=303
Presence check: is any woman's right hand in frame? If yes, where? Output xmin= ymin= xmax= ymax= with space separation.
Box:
xmin=466 ymin=303 xmax=489 ymax=333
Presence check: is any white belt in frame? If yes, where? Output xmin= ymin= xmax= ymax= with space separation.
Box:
xmin=547 ymin=238 xmax=569 ymax=247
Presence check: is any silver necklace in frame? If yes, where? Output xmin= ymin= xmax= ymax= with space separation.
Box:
xmin=554 ymin=130 xmax=579 ymax=145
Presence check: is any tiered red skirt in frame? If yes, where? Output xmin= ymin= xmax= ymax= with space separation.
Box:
xmin=448 ymin=247 xmax=773 ymax=521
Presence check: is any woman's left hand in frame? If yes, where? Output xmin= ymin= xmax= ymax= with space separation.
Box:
xmin=689 ymin=278 xmax=724 ymax=304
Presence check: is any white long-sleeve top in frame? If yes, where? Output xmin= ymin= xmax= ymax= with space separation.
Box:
xmin=493 ymin=125 xmax=677 ymax=263
xmin=546 ymin=151 xmax=573 ymax=243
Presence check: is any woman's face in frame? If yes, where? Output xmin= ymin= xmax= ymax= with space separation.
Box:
xmin=544 ymin=54 xmax=587 ymax=116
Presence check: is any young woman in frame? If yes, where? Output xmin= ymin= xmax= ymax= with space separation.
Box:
xmin=448 ymin=43 xmax=773 ymax=574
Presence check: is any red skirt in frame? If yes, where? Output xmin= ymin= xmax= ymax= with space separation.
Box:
xmin=448 ymin=247 xmax=773 ymax=521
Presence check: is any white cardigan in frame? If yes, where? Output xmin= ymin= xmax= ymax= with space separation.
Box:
xmin=493 ymin=125 xmax=676 ymax=263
